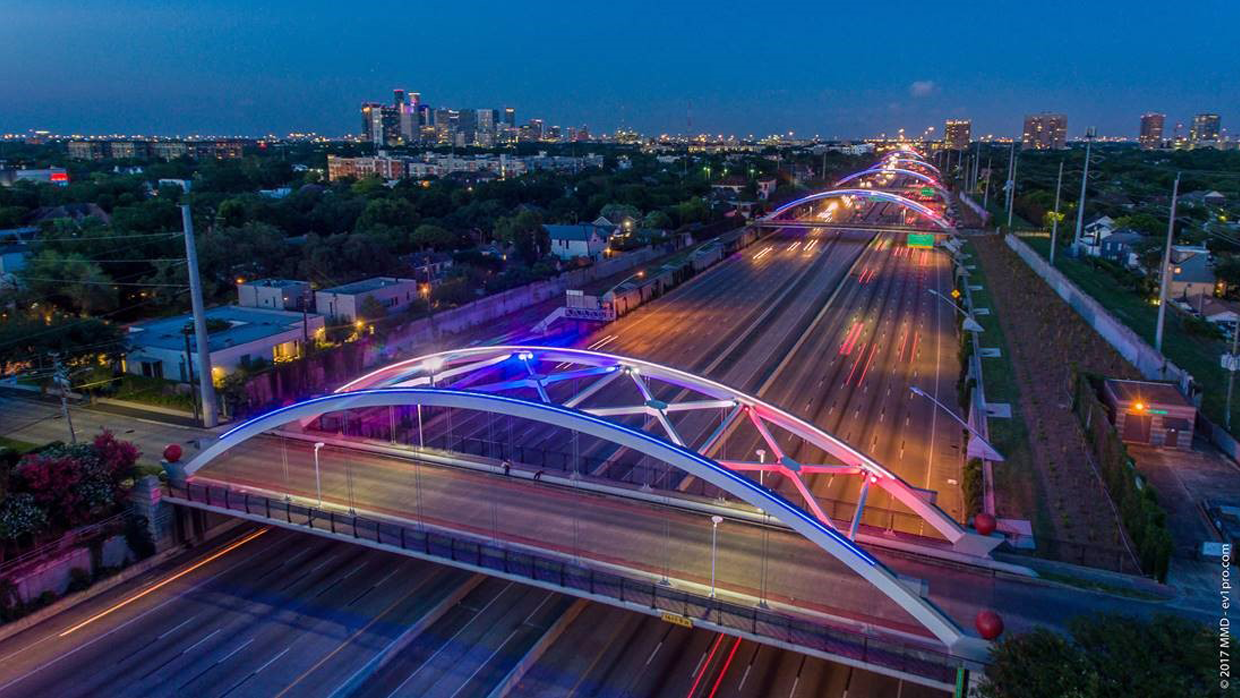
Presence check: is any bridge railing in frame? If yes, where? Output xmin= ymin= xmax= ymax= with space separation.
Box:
xmin=168 ymin=480 xmax=959 ymax=685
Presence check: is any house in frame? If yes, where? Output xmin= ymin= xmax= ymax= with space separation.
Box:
xmin=1205 ymin=191 xmax=1227 ymax=206
xmin=1201 ymin=297 xmax=1240 ymax=337
xmin=25 ymin=203 xmax=111 ymax=226
xmin=125 ymin=306 xmax=324 ymax=382
xmin=756 ymin=178 xmax=777 ymax=200
xmin=1098 ymin=229 xmax=1144 ymax=267
xmin=710 ymin=175 xmax=748 ymax=197
xmin=0 ymin=242 xmax=29 ymax=275
xmin=237 ymin=278 xmax=311 ymax=311
xmin=1080 ymin=215 xmax=1116 ymax=256
xmin=157 ymin=178 xmax=192 ymax=193
xmin=544 ymin=224 xmax=612 ymax=260
xmin=314 ymin=277 xmax=421 ymax=321
xmin=1168 ymin=245 xmax=1216 ymax=305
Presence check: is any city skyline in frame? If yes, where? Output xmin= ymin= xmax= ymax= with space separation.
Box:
xmin=4 ymin=1 xmax=1238 ymax=139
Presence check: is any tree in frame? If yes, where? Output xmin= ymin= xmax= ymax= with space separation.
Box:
xmin=643 ymin=210 xmax=673 ymax=229
xmin=410 ymin=224 xmax=455 ymax=251
xmin=20 ymin=250 xmax=117 ymax=314
xmin=599 ymin=203 xmax=641 ymax=225
xmin=493 ymin=210 xmax=547 ymax=264
xmin=356 ymin=197 xmax=417 ymax=234
xmin=980 ymin=614 xmax=1219 ymax=698
xmin=357 ymin=294 xmax=388 ymax=323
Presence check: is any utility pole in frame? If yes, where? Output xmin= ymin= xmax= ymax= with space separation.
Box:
xmin=1154 ymin=173 xmax=1181 ymax=353
xmin=982 ymin=158 xmax=993 ymax=210
xmin=181 ymin=204 xmax=219 ymax=427
xmin=1049 ymin=161 xmax=1064 ymax=265
xmin=1227 ymin=320 xmax=1239 ymax=430
xmin=1071 ymin=128 xmax=1095 ymax=254
xmin=972 ymin=141 xmax=981 ymax=192
xmin=1005 ymin=143 xmax=1017 ymax=230
xmin=51 ymin=354 xmax=76 ymax=444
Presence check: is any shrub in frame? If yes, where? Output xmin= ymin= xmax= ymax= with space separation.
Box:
xmin=962 ymin=458 xmax=984 ymax=519
xmin=67 ymin=567 xmax=92 ymax=593
xmin=124 ymin=515 xmax=156 ymax=560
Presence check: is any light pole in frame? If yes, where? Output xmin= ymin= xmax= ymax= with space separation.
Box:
xmin=927 ymin=289 xmax=984 ymax=332
xmin=1070 ymin=129 xmax=1095 ymax=254
xmin=709 ymin=515 xmax=723 ymax=598
xmin=1049 ymin=161 xmax=1064 ymax=266
xmin=910 ymin=386 xmax=1004 ymax=461
xmin=755 ymin=448 xmax=766 ymax=488
xmin=313 ymin=441 xmax=325 ymax=507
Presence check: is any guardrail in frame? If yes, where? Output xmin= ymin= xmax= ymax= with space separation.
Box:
xmin=167 ymin=481 xmax=960 ymax=686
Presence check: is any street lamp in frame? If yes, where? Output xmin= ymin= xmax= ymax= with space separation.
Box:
xmin=755 ymin=448 xmax=766 ymax=488
xmin=909 ymin=386 xmax=1004 ymax=461
xmin=709 ymin=515 xmax=724 ymax=598
xmin=313 ymin=441 xmax=326 ymax=507
xmin=927 ymin=288 xmax=984 ymax=332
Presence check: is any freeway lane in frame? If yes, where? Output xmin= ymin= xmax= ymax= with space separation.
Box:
xmin=0 ymin=527 xmax=481 ymax=698
xmin=512 ymin=603 xmax=948 ymax=697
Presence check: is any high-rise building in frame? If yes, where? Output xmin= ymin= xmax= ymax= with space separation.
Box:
xmin=1022 ymin=113 xmax=1067 ymax=150
xmin=503 ymin=107 xmax=516 ymax=127
xmin=1191 ymin=113 xmax=1222 ymax=144
xmin=944 ymin=119 xmax=971 ymax=150
xmin=394 ymin=89 xmax=417 ymax=143
xmin=360 ymin=102 xmax=384 ymax=142
xmin=1139 ymin=113 xmax=1165 ymax=150
xmin=475 ymin=109 xmax=497 ymax=146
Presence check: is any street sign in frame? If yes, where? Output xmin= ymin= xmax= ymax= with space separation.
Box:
xmin=908 ymin=233 xmax=935 ymax=248
xmin=660 ymin=612 xmax=693 ymax=628
xmin=920 ymin=187 xmax=934 ymax=197
xmin=1224 ymin=354 xmax=1240 ymax=372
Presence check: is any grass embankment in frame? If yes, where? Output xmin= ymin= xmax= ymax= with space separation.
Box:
xmin=1021 ymin=235 xmax=1237 ymax=429
xmin=961 ymin=239 xmax=1048 ymax=539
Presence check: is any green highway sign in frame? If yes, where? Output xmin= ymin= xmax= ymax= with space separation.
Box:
xmin=920 ymin=187 xmax=934 ymax=197
xmin=908 ymin=233 xmax=935 ymax=248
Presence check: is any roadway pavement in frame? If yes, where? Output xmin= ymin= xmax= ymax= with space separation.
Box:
xmin=0 ymin=525 xmax=944 ymax=698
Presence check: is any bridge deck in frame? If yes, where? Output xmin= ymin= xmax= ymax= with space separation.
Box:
xmin=167 ymin=480 xmax=964 ymax=689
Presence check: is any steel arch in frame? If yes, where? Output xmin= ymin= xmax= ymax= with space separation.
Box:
xmin=181 ymin=386 xmax=966 ymax=648
xmin=882 ymin=157 xmax=941 ymax=176
xmin=835 ymin=167 xmax=948 ymax=194
xmin=336 ymin=345 xmax=984 ymax=554
xmin=768 ymin=189 xmax=951 ymax=230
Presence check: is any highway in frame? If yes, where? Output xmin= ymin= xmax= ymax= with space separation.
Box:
xmin=0 ymin=526 xmax=945 ymax=698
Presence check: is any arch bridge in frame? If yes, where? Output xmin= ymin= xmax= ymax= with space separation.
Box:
xmin=174 ymin=346 xmax=999 ymax=659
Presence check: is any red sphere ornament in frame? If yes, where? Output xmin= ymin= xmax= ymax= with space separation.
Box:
xmin=974 ymin=512 xmax=997 ymax=536
xmin=162 ymin=443 xmax=183 ymax=463
xmin=975 ymin=610 xmax=1004 ymax=640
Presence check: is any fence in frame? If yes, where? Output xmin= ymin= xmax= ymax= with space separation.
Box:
xmin=168 ymin=480 xmax=959 ymax=685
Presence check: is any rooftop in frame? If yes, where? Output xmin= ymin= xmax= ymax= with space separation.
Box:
xmin=319 ymin=277 xmax=417 ymax=295
xmin=241 ymin=278 xmax=308 ymax=289
xmin=544 ymin=224 xmax=612 ymax=242
xmin=1104 ymin=379 xmax=1194 ymax=408
xmin=128 ymin=306 xmax=313 ymax=353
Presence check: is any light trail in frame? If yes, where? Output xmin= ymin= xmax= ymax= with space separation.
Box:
xmin=58 ymin=528 xmax=269 ymax=637
xmin=707 ymin=636 xmax=743 ymax=698
xmin=686 ymin=633 xmax=727 ymax=698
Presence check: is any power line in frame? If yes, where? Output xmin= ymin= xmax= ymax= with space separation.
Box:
xmin=17 ymin=277 xmax=189 ymax=288
xmin=22 ymin=232 xmax=184 ymax=242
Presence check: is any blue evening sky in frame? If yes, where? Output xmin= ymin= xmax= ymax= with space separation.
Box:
xmin=3 ymin=0 xmax=1237 ymax=139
